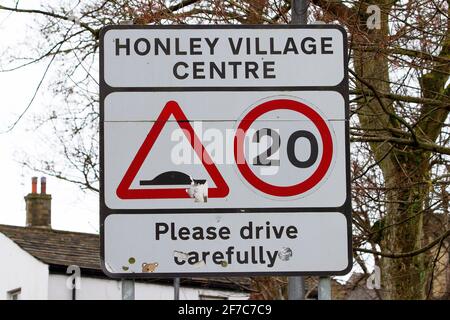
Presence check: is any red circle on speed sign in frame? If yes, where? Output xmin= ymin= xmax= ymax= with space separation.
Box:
xmin=234 ymin=99 xmax=333 ymax=197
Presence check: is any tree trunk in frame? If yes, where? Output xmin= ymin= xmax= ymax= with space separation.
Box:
xmin=380 ymin=152 xmax=430 ymax=299
xmin=353 ymin=1 xmax=431 ymax=299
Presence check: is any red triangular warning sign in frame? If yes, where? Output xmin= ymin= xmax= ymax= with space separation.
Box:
xmin=116 ymin=100 xmax=229 ymax=199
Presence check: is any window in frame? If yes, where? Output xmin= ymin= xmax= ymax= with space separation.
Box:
xmin=199 ymin=294 xmax=228 ymax=300
xmin=7 ymin=288 xmax=21 ymax=300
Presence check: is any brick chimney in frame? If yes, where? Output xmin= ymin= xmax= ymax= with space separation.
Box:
xmin=24 ymin=177 xmax=51 ymax=228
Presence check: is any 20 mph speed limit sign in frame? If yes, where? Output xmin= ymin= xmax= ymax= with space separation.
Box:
xmin=100 ymin=25 xmax=352 ymax=278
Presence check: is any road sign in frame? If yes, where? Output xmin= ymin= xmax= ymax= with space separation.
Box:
xmin=234 ymin=98 xmax=333 ymax=197
xmin=100 ymin=25 xmax=351 ymax=277
xmin=116 ymin=100 xmax=229 ymax=200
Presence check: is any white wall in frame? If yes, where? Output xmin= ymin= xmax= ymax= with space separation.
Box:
xmin=0 ymin=232 xmax=248 ymax=300
xmin=0 ymin=232 xmax=49 ymax=300
xmin=49 ymin=274 xmax=248 ymax=300
xmin=134 ymin=282 xmax=249 ymax=300
xmin=49 ymin=274 xmax=122 ymax=300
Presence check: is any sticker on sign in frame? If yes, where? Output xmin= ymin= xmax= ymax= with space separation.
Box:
xmin=100 ymin=25 xmax=351 ymax=277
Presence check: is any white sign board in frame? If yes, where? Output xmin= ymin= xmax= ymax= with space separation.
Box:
xmin=100 ymin=25 xmax=351 ymax=277
xmin=102 ymin=28 xmax=344 ymax=87
xmin=104 ymin=213 xmax=349 ymax=274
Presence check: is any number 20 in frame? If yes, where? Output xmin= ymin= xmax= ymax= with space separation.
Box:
xmin=252 ymin=128 xmax=319 ymax=168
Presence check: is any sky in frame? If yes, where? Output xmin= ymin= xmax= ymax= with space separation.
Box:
xmin=0 ymin=1 xmax=99 ymax=233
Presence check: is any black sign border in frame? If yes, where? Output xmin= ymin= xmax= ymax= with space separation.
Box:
xmin=99 ymin=24 xmax=352 ymax=279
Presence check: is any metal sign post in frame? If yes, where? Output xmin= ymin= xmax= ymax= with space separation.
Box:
xmin=318 ymin=277 xmax=331 ymax=300
xmin=288 ymin=276 xmax=306 ymax=300
xmin=121 ymin=279 xmax=135 ymax=300
xmin=174 ymin=278 xmax=180 ymax=300
xmin=288 ymin=0 xmax=308 ymax=301
xmin=291 ymin=0 xmax=308 ymax=24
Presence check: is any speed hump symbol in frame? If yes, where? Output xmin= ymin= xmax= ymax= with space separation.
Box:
xmin=234 ymin=98 xmax=334 ymax=198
